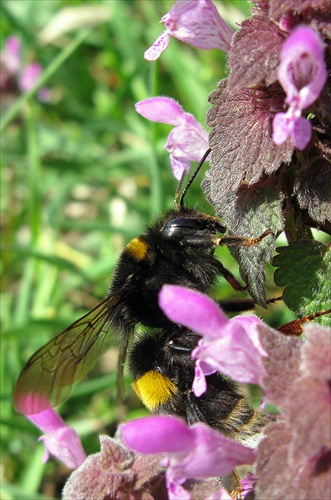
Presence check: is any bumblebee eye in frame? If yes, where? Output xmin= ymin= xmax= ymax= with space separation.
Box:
xmin=161 ymin=217 xmax=221 ymax=247
xmin=162 ymin=217 xmax=205 ymax=235
xmin=215 ymin=221 xmax=227 ymax=234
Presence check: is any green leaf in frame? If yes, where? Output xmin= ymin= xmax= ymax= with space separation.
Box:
xmin=213 ymin=185 xmax=284 ymax=307
xmin=273 ymin=241 xmax=331 ymax=326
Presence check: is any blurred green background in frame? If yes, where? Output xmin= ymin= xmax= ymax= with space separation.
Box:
xmin=1 ymin=1 xmax=289 ymax=498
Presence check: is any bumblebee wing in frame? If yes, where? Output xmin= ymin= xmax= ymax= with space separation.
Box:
xmin=13 ymin=294 xmax=126 ymax=414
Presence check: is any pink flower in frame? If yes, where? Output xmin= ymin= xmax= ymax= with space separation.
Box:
xmin=1 ymin=36 xmax=21 ymax=74
xmin=159 ymin=285 xmax=267 ymax=395
xmin=272 ymin=26 xmax=327 ymax=150
xmin=27 ymin=406 xmax=86 ymax=469
xmin=19 ymin=62 xmax=42 ymax=93
xmin=136 ymin=97 xmax=208 ymax=180
xmin=241 ymin=472 xmax=256 ymax=499
xmin=255 ymin=324 xmax=331 ymax=499
xmin=145 ymin=0 xmax=233 ymax=61
xmin=121 ymin=415 xmax=255 ymax=500
xmin=0 ymin=36 xmax=51 ymax=102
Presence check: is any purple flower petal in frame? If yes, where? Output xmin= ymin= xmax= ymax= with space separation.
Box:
xmin=144 ymin=31 xmax=170 ymax=61
xmin=159 ymin=285 xmax=228 ymax=338
xmin=272 ymin=111 xmax=312 ymax=150
xmin=1 ymin=36 xmax=21 ymax=74
xmin=159 ymin=286 xmax=266 ymax=388
xmin=272 ymin=112 xmax=292 ymax=145
xmin=136 ymin=98 xmax=208 ymax=180
xmin=273 ymin=26 xmax=327 ymax=151
xmin=291 ymin=114 xmax=312 ymax=149
xmin=15 ymin=391 xmax=51 ymax=415
xmin=177 ymin=421 xmax=255 ymax=477
xmin=135 ymin=97 xmax=185 ymax=126
xmin=231 ymin=315 xmax=267 ymax=357
xmin=122 ymin=415 xmax=255 ymax=500
xmin=192 ymin=321 xmax=266 ymax=386
xmin=38 ymin=87 xmax=51 ymax=103
xmin=278 ymin=26 xmax=327 ymax=108
xmin=192 ymin=360 xmax=207 ymax=396
xmin=28 ymin=407 xmax=86 ymax=469
xmin=19 ymin=62 xmax=42 ymax=92
xmin=166 ymin=120 xmax=208 ymax=159
xmin=167 ymin=479 xmax=191 ymax=500
xmin=121 ymin=415 xmax=194 ymax=453
xmin=170 ymin=156 xmax=191 ymax=180
xmin=145 ymin=0 xmax=233 ymax=61
xmin=241 ymin=472 xmax=256 ymax=498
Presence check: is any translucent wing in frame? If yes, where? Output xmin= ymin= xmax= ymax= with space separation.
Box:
xmin=13 ymin=294 xmax=129 ymax=415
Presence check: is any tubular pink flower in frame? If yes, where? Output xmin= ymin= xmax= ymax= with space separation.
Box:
xmin=192 ymin=316 xmax=267 ymax=388
xmin=1 ymin=36 xmax=51 ymax=102
xmin=121 ymin=415 xmax=255 ymax=500
xmin=278 ymin=27 xmax=327 ymax=108
xmin=272 ymin=26 xmax=327 ymax=150
xmin=26 ymin=401 xmax=86 ymax=469
xmin=145 ymin=0 xmax=233 ymax=61
xmin=135 ymin=97 xmax=208 ymax=180
xmin=19 ymin=62 xmax=42 ymax=92
xmin=241 ymin=472 xmax=256 ymax=498
xmin=1 ymin=36 xmax=21 ymax=74
xmin=121 ymin=415 xmax=194 ymax=453
xmin=159 ymin=285 xmax=267 ymax=394
xmin=159 ymin=284 xmax=228 ymax=337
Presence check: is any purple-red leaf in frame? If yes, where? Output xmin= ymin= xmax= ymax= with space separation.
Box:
xmin=269 ymin=0 xmax=331 ymax=22
xmin=228 ymin=16 xmax=285 ymax=91
xmin=206 ymin=79 xmax=293 ymax=200
xmin=294 ymin=158 xmax=331 ymax=225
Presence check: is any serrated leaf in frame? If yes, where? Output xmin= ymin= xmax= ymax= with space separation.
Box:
xmin=213 ymin=185 xmax=284 ymax=306
xmin=273 ymin=241 xmax=331 ymax=324
xmin=269 ymin=0 xmax=330 ymax=20
xmin=228 ymin=16 xmax=285 ymax=90
xmin=294 ymin=159 xmax=331 ymax=225
xmin=206 ymin=79 xmax=294 ymax=202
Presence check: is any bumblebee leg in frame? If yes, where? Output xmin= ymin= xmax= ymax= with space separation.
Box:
xmin=219 ymin=296 xmax=282 ymax=313
xmin=278 ymin=308 xmax=331 ymax=335
xmin=216 ymin=261 xmax=249 ymax=292
xmin=218 ymin=229 xmax=273 ymax=248
xmin=219 ymin=470 xmax=242 ymax=499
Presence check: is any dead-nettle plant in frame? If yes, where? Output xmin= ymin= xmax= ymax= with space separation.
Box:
xmin=16 ymin=2 xmax=330 ymax=500
xmin=138 ymin=0 xmax=331 ymax=312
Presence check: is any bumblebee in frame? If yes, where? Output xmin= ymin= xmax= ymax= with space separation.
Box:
xmin=13 ymin=205 xmax=268 ymax=414
xmin=14 ymin=158 xmax=271 ymax=498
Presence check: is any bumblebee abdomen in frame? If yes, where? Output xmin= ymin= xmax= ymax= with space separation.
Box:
xmin=129 ymin=328 xmax=264 ymax=444
xmin=132 ymin=370 xmax=178 ymax=412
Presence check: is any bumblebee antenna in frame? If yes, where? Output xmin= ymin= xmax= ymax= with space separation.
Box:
xmin=176 ymin=148 xmax=211 ymax=208
xmin=174 ymin=171 xmax=187 ymax=209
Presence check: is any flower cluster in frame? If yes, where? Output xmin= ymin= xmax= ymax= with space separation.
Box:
xmin=1 ymin=36 xmax=50 ymax=103
xmin=60 ymin=285 xmax=330 ymax=499
xmin=122 ymin=286 xmax=331 ymax=500
xmin=121 ymin=415 xmax=255 ymax=500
